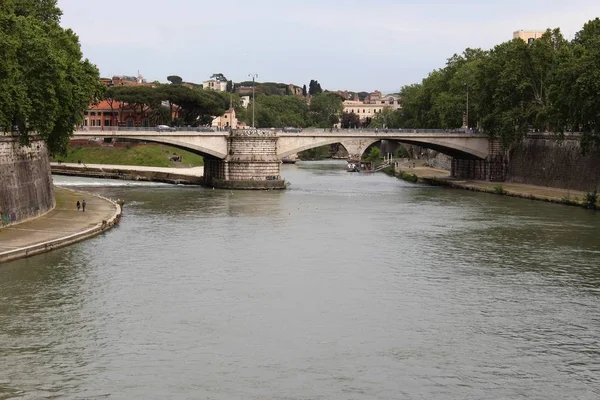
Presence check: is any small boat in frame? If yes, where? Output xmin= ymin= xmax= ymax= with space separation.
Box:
xmin=282 ymin=156 xmax=297 ymax=164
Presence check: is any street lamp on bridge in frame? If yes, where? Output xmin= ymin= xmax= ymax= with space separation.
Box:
xmin=248 ymin=73 xmax=258 ymax=128
xmin=464 ymin=83 xmax=469 ymax=129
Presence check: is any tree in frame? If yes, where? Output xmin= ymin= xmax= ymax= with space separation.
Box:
xmin=369 ymin=108 xmax=402 ymax=129
xmin=211 ymin=73 xmax=227 ymax=82
xmin=309 ymin=79 xmax=323 ymax=96
xmin=0 ymin=0 xmax=102 ymax=154
xmin=250 ymin=95 xmax=309 ymax=128
xmin=363 ymin=146 xmax=381 ymax=162
xmin=302 ymin=84 xmax=307 ymax=97
xmin=226 ymin=80 xmax=233 ymax=93
xmin=340 ymin=112 xmax=360 ymax=129
xmin=309 ymin=93 xmax=343 ymax=128
xmin=167 ymin=75 xmax=183 ymax=85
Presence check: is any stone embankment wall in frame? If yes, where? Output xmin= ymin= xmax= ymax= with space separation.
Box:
xmin=507 ymin=135 xmax=600 ymax=192
xmin=0 ymin=136 xmax=55 ymax=227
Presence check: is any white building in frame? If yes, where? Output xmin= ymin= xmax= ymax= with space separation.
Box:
xmin=203 ymin=79 xmax=227 ymax=92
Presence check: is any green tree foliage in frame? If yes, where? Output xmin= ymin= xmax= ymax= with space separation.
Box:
xmin=369 ymin=108 xmax=402 ymax=129
xmin=0 ymin=0 xmax=102 ymax=154
xmin=103 ymin=85 xmax=228 ymax=126
xmin=396 ymin=19 xmax=600 ymax=149
xmin=211 ymin=73 xmax=227 ymax=82
xmin=340 ymin=112 xmax=360 ymax=129
xmin=167 ymin=75 xmax=183 ymax=84
xmin=363 ymin=146 xmax=381 ymax=162
xmin=302 ymin=84 xmax=307 ymax=96
xmin=308 ymin=80 xmax=323 ymax=96
xmin=251 ymin=95 xmax=308 ymax=128
xmin=309 ymin=93 xmax=343 ymax=128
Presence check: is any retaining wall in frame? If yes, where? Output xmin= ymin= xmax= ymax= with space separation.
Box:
xmin=0 ymin=136 xmax=55 ymax=227
xmin=507 ymin=135 xmax=600 ymax=192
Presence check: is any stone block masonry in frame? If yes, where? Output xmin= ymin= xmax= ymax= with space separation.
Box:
xmin=204 ymin=130 xmax=286 ymax=189
xmin=507 ymin=135 xmax=600 ymax=192
xmin=0 ymin=136 xmax=55 ymax=227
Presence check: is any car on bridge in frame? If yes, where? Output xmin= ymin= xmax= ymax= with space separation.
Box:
xmin=156 ymin=125 xmax=176 ymax=132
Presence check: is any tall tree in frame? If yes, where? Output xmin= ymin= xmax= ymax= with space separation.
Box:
xmin=302 ymin=84 xmax=307 ymax=97
xmin=167 ymin=75 xmax=183 ymax=84
xmin=309 ymin=93 xmax=342 ymax=128
xmin=0 ymin=0 xmax=102 ymax=154
xmin=309 ymin=80 xmax=323 ymax=96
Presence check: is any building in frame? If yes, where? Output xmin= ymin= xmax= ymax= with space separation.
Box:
xmin=513 ymin=30 xmax=545 ymax=44
xmin=288 ymin=84 xmax=304 ymax=96
xmin=212 ymin=107 xmax=238 ymax=129
xmin=83 ymin=100 xmax=150 ymax=129
xmin=203 ymin=79 xmax=228 ymax=92
xmin=342 ymin=91 xmax=401 ymax=121
xmin=102 ymin=73 xmax=152 ymax=87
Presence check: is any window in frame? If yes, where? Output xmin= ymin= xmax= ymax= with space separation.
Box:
xmin=105 ymin=120 xmax=111 ymax=126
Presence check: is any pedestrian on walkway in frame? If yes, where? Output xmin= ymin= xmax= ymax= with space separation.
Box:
xmin=82 ymin=199 xmax=86 ymax=212
xmin=76 ymin=201 xmax=80 ymax=211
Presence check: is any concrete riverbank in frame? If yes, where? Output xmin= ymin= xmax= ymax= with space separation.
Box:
xmin=0 ymin=187 xmax=122 ymax=264
xmin=51 ymin=162 xmax=204 ymax=185
xmin=393 ymin=164 xmax=594 ymax=207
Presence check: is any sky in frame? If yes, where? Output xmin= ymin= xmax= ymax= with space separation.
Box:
xmin=57 ymin=0 xmax=600 ymax=92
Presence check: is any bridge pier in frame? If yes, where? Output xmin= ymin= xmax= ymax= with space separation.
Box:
xmin=204 ymin=130 xmax=286 ymax=190
xmin=450 ymin=139 xmax=506 ymax=181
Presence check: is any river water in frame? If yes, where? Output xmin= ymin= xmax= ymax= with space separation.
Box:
xmin=1 ymin=161 xmax=599 ymax=400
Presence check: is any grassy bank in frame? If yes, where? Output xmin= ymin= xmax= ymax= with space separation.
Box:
xmin=53 ymin=144 xmax=204 ymax=168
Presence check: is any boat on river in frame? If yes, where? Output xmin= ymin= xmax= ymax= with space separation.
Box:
xmin=347 ymin=160 xmax=372 ymax=172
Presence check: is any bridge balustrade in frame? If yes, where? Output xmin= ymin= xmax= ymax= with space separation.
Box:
xmin=75 ymin=126 xmax=483 ymax=135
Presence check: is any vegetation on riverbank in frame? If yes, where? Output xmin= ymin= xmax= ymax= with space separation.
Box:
xmin=367 ymin=18 xmax=600 ymax=150
xmin=52 ymin=144 xmax=204 ymax=168
xmin=1 ymin=1 xmax=102 ymax=154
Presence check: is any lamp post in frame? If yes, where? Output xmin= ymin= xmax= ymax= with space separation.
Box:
xmin=465 ymin=83 xmax=469 ymax=130
xmin=248 ymin=73 xmax=258 ymax=128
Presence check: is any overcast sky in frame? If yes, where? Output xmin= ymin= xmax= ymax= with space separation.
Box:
xmin=57 ymin=0 xmax=599 ymax=92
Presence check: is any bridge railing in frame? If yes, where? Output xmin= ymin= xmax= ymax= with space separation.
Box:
xmin=74 ymin=126 xmax=484 ymax=135
xmin=75 ymin=126 xmax=221 ymax=133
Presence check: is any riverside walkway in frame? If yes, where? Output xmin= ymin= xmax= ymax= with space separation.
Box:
xmin=51 ymin=163 xmax=204 ymax=184
xmin=0 ymin=187 xmax=121 ymax=263
xmin=399 ymin=163 xmax=589 ymax=203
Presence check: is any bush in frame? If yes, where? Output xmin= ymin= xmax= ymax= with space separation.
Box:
xmin=398 ymin=171 xmax=418 ymax=183
xmin=493 ymin=185 xmax=505 ymax=194
xmin=584 ymin=190 xmax=598 ymax=210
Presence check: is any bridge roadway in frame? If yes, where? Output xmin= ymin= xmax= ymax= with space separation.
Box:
xmin=72 ymin=127 xmax=490 ymax=160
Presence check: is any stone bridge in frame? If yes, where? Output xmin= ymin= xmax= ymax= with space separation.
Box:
xmin=72 ymin=128 xmax=503 ymax=189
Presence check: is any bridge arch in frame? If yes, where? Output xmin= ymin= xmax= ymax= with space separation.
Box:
xmin=72 ymin=131 xmax=228 ymax=159
xmin=278 ymin=135 xmax=488 ymax=160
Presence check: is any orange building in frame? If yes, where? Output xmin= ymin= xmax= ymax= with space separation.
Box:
xmin=83 ymin=100 xmax=150 ymax=129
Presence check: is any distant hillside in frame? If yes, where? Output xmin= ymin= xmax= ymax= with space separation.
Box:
xmin=235 ymin=81 xmax=303 ymax=96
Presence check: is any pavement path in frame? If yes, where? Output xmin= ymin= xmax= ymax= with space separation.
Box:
xmin=0 ymin=187 xmax=118 ymax=255
xmin=51 ymin=162 xmax=204 ymax=177
xmin=399 ymin=163 xmax=588 ymax=202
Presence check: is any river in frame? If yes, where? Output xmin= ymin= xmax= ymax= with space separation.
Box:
xmin=1 ymin=161 xmax=599 ymax=400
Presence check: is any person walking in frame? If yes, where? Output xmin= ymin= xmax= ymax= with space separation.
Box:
xmin=82 ymin=199 xmax=86 ymax=212
xmin=76 ymin=201 xmax=80 ymax=211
